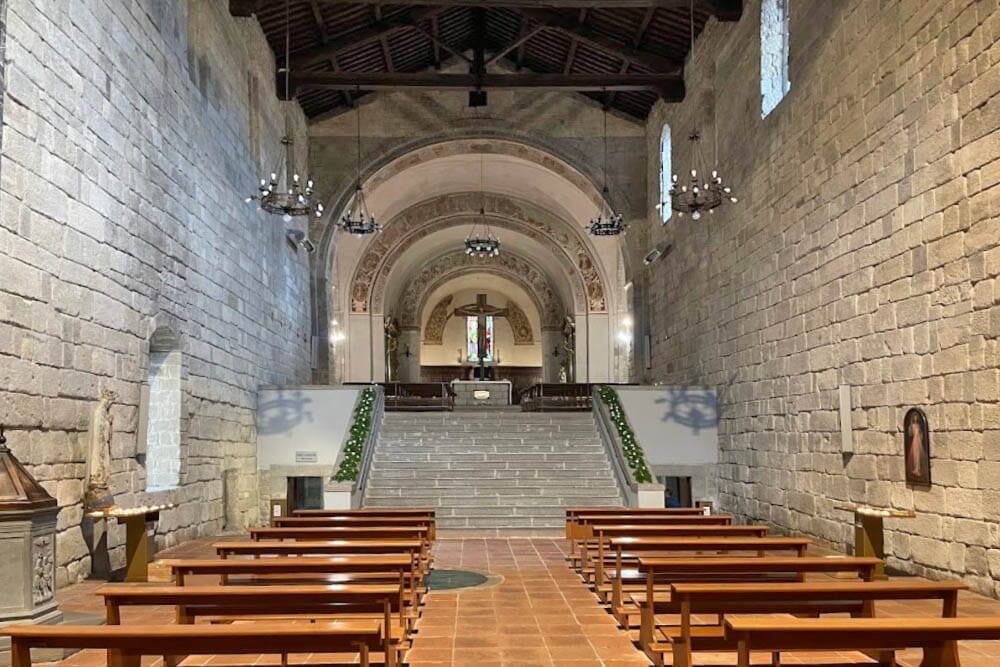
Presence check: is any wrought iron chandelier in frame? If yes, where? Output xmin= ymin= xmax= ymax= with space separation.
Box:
xmin=588 ymin=104 xmax=625 ymax=237
xmin=465 ymin=152 xmax=500 ymax=257
xmin=246 ymin=0 xmax=322 ymax=223
xmin=667 ymin=0 xmax=738 ymax=221
xmin=338 ymin=88 xmax=381 ymax=236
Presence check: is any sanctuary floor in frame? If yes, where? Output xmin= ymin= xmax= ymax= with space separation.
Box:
xmin=50 ymin=534 xmax=1000 ymax=667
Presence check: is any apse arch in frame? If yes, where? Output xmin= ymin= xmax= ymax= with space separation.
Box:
xmin=315 ymin=131 xmax=634 ymax=385
xmin=354 ymin=192 xmax=603 ymax=317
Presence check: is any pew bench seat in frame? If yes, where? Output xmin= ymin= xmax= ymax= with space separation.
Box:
xmin=725 ymin=616 xmax=1000 ymax=667
xmin=2 ymin=622 xmax=383 ymax=667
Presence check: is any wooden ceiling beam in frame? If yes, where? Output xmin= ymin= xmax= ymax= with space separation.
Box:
xmin=564 ymin=39 xmax=578 ymax=74
xmin=633 ymin=7 xmax=655 ymax=48
xmin=430 ymin=15 xmax=442 ymax=68
xmin=304 ymin=0 xmax=743 ymax=22
xmin=290 ymin=6 xmax=448 ymax=70
xmin=514 ymin=7 xmax=683 ymax=74
xmin=291 ymin=71 xmax=684 ymax=99
xmin=485 ymin=23 xmax=545 ymax=66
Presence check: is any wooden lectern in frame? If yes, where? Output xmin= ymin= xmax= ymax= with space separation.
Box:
xmin=837 ymin=504 xmax=916 ymax=579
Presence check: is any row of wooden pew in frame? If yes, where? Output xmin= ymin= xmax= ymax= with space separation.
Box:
xmin=3 ymin=508 xmax=437 ymax=667
xmin=564 ymin=506 xmax=1000 ymax=667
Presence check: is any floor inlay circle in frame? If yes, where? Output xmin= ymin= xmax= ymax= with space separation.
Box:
xmin=425 ymin=568 xmax=501 ymax=592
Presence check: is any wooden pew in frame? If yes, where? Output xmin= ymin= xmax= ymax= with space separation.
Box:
xmin=601 ymin=535 xmax=810 ymax=589
xmin=570 ymin=514 xmax=734 ymax=565
xmin=664 ymin=580 xmax=967 ymax=667
xmin=583 ymin=524 xmax=770 ymax=596
xmin=163 ymin=555 xmax=423 ymax=607
xmin=273 ymin=515 xmax=437 ymax=541
xmin=724 ymin=616 xmax=1000 ymax=667
xmin=565 ymin=508 xmax=713 ymax=551
xmin=3 ymin=622 xmax=384 ymax=667
xmin=98 ymin=584 xmax=406 ymax=667
xmin=288 ymin=509 xmax=437 ymax=539
xmin=246 ymin=528 xmax=431 ymax=569
xmin=213 ymin=539 xmax=429 ymax=576
xmin=250 ymin=526 xmax=429 ymax=541
xmin=603 ymin=537 xmax=812 ymax=624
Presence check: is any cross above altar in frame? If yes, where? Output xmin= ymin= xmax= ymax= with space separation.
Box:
xmin=454 ymin=294 xmax=507 ymax=369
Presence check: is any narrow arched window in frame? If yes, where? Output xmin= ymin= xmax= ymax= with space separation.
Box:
xmin=659 ymin=124 xmax=672 ymax=223
xmin=761 ymin=0 xmax=791 ymax=117
xmin=144 ymin=328 xmax=181 ymax=490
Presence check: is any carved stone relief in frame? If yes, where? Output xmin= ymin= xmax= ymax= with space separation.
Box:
xmin=422 ymin=295 xmax=454 ymax=345
xmin=506 ymin=301 xmax=534 ymax=345
xmin=32 ymin=535 xmax=54 ymax=605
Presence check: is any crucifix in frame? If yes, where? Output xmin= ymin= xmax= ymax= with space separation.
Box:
xmin=454 ymin=294 xmax=507 ymax=377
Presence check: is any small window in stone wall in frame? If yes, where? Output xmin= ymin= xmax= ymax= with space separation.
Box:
xmin=145 ymin=328 xmax=181 ymax=491
xmin=760 ymin=0 xmax=791 ymax=117
xmin=658 ymin=124 xmax=672 ymax=223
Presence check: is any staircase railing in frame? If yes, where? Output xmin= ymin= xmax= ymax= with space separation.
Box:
xmin=592 ymin=386 xmax=664 ymax=507
xmin=326 ymin=385 xmax=385 ymax=509
xmin=353 ymin=386 xmax=385 ymax=507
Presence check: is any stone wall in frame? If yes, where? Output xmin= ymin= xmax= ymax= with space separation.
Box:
xmin=0 ymin=0 xmax=312 ymax=585
xmin=640 ymin=0 xmax=1000 ymax=595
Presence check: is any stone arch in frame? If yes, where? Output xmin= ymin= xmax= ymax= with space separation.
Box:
xmin=358 ymin=193 xmax=601 ymax=316
xmin=312 ymin=132 xmax=627 ymax=380
xmin=393 ymin=251 xmax=566 ymax=330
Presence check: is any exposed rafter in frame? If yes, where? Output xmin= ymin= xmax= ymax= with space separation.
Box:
xmin=486 ymin=23 xmax=545 ymax=67
xmin=292 ymin=71 xmax=684 ymax=99
xmin=307 ymin=0 xmax=743 ymax=22
xmin=289 ymin=6 xmax=448 ymax=70
xmin=514 ymin=7 xmax=683 ymax=73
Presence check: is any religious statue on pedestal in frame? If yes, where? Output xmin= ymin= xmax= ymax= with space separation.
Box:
xmin=84 ymin=389 xmax=117 ymax=511
xmin=384 ymin=316 xmax=400 ymax=382
xmin=561 ymin=316 xmax=576 ymax=382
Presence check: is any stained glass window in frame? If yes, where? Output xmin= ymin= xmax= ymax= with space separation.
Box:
xmin=659 ymin=124 xmax=672 ymax=223
xmin=760 ymin=0 xmax=790 ymax=118
xmin=466 ymin=315 xmax=494 ymax=362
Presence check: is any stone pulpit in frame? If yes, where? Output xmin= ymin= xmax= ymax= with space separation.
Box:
xmin=0 ymin=426 xmax=62 ymax=665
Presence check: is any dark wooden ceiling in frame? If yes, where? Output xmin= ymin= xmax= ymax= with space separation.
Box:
xmin=230 ymin=1 xmax=742 ymax=120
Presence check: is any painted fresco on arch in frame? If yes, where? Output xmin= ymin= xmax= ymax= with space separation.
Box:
xmin=904 ymin=407 xmax=931 ymax=487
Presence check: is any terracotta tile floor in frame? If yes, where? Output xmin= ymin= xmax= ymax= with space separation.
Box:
xmin=46 ymin=534 xmax=1000 ymax=667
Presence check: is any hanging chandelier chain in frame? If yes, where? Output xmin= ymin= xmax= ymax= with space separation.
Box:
xmin=245 ymin=0 xmax=323 ymax=227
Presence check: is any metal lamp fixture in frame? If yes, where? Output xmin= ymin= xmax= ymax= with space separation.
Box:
xmin=464 ymin=153 xmax=501 ymax=257
xmin=338 ymin=88 xmax=382 ymax=236
xmin=588 ymin=103 xmax=625 ymax=237
xmin=246 ymin=0 xmax=322 ymax=223
xmin=667 ymin=0 xmax=738 ymax=221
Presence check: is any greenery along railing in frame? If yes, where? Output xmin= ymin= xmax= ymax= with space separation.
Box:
xmin=332 ymin=387 xmax=377 ymax=482
xmin=597 ymin=385 xmax=653 ymax=483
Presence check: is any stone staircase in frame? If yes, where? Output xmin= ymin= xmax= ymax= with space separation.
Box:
xmin=362 ymin=409 xmax=624 ymax=530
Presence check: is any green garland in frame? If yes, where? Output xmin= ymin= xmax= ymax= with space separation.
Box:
xmin=332 ymin=387 xmax=377 ymax=482
xmin=597 ymin=385 xmax=653 ymax=483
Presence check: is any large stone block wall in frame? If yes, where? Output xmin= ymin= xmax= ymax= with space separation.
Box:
xmin=640 ymin=0 xmax=1000 ymax=595
xmin=0 ymin=0 xmax=312 ymax=585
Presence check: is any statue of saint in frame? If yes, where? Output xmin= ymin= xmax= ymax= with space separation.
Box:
xmin=558 ymin=365 xmax=568 ymax=383
xmin=84 ymin=389 xmax=117 ymax=511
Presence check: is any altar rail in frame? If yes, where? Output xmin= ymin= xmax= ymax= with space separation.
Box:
xmin=381 ymin=383 xmax=455 ymax=411
xmin=520 ymin=383 xmax=594 ymax=412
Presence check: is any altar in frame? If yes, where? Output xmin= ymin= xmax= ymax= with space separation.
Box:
xmin=450 ymin=380 xmax=512 ymax=407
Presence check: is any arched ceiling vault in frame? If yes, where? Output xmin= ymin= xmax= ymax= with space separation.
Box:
xmin=353 ymin=191 xmax=607 ymax=317
xmin=382 ymin=225 xmax=581 ymax=324
xmin=394 ymin=248 xmax=567 ymax=330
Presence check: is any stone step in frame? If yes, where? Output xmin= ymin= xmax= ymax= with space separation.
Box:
xmin=371 ymin=453 xmax=610 ymax=463
xmin=363 ymin=489 xmax=622 ymax=502
xmin=365 ymin=477 xmax=617 ymax=488
xmin=368 ymin=470 xmax=616 ymax=480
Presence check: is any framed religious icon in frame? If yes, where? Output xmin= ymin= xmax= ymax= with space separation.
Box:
xmin=904 ymin=408 xmax=931 ymax=486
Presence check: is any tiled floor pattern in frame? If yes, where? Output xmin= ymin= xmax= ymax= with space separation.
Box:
xmin=47 ymin=535 xmax=1000 ymax=667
